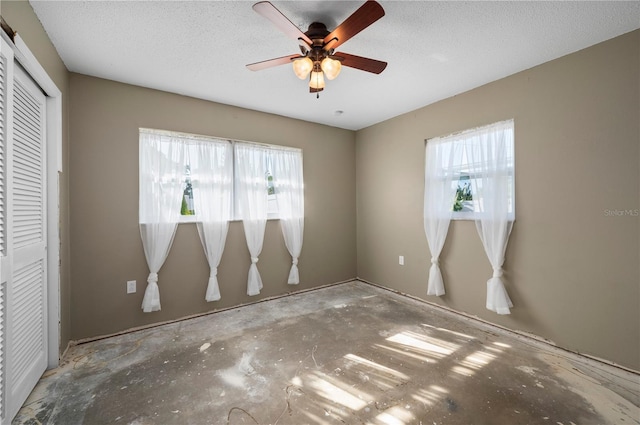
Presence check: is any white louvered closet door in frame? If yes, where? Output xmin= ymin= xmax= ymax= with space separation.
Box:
xmin=0 ymin=38 xmax=9 ymax=425
xmin=4 ymin=62 xmax=47 ymax=422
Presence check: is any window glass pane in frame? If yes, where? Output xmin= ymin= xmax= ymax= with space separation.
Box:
xmin=265 ymin=154 xmax=279 ymax=216
xmin=180 ymin=164 xmax=195 ymax=216
xmin=452 ymin=175 xmax=473 ymax=212
xmin=429 ymin=119 xmax=515 ymax=220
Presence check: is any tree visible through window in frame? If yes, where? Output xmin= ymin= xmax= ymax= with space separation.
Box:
xmin=265 ymin=162 xmax=278 ymax=216
xmin=453 ymin=177 xmax=473 ymax=212
xmin=181 ymin=165 xmax=195 ymax=216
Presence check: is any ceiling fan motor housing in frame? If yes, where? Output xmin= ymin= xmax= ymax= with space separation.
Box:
xmin=302 ymin=22 xmax=334 ymax=62
xmin=306 ymin=22 xmax=330 ymax=42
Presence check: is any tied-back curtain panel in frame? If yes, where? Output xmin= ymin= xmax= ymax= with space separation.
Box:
xmin=423 ymin=119 xmax=515 ymax=314
xmin=190 ymin=139 xmax=233 ymax=302
xmin=139 ymin=131 xmax=185 ymax=312
xmin=423 ymin=139 xmax=462 ymax=296
xmin=235 ymin=143 xmax=269 ymax=296
xmin=467 ymin=120 xmax=515 ymax=315
xmin=272 ymin=149 xmax=304 ymax=284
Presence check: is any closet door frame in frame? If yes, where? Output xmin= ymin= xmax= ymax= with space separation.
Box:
xmin=1 ymin=30 xmax=62 ymax=371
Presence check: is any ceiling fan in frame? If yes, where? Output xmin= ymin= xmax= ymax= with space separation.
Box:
xmin=246 ymin=0 xmax=387 ymax=97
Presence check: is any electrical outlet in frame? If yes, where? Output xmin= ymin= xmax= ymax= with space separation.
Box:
xmin=399 ymin=256 xmax=405 ymax=266
xmin=127 ymin=280 xmax=136 ymax=294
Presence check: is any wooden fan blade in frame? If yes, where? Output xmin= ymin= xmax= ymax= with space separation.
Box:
xmin=323 ymin=1 xmax=384 ymax=51
xmin=253 ymin=2 xmax=313 ymax=47
xmin=335 ymin=52 xmax=387 ymax=74
xmin=246 ymin=54 xmax=302 ymax=71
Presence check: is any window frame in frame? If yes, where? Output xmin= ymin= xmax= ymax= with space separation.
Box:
xmin=139 ymin=128 xmax=302 ymax=224
xmin=427 ymin=120 xmax=515 ymax=221
xmin=232 ymin=141 xmax=300 ymax=221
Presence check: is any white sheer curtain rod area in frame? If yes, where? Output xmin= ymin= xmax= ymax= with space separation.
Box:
xmin=424 ymin=119 xmax=515 ymax=144
xmin=139 ymin=128 xmax=301 ymax=153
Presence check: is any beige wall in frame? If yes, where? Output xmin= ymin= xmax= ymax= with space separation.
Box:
xmin=2 ymin=0 xmax=71 ymax=356
xmin=4 ymin=0 xmax=639 ymax=371
xmin=69 ymin=74 xmax=356 ymax=340
xmin=356 ymin=30 xmax=640 ymax=370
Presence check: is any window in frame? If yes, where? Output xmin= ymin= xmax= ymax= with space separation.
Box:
xmin=138 ymin=128 xmax=305 ymax=305
xmin=139 ymin=128 xmax=303 ymax=223
xmin=428 ymin=119 xmax=515 ymax=220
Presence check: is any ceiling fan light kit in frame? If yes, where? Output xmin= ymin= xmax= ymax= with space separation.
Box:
xmin=292 ymin=57 xmax=313 ymax=79
xmin=309 ymin=70 xmax=325 ymax=90
xmin=321 ymin=57 xmax=341 ymax=80
xmin=247 ymin=0 xmax=387 ymax=98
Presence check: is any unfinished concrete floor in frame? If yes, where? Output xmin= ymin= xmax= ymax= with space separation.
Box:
xmin=14 ymin=281 xmax=640 ymax=425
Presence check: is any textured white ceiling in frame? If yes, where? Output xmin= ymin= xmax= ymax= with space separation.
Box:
xmin=29 ymin=1 xmax=640 ymax=130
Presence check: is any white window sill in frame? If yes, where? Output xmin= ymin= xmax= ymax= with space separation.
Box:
xmin=178 ymin=214 xmax=281 ymax=224
xmin=451 ymin=213 xmax=516 ymax=221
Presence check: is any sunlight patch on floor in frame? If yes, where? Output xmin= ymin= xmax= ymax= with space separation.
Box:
xmin=451 ymin=364 xmax=475 ymax=376
xmin=342 ymin=353 xmax=410 ymax=390
xmin=386 ymin=330 xmax=460 ymax=360
xmin=304 ymin=373 xmax=370 ymax=411
xmin=411 ymin=384 xmax=449 ymax=406
xmin=421 ymin=323 xmax=476 ymax=340
xmin=344 ymin=353 xmax=410 ymax=381
xmin=375 ymin=343 xmax=435 ymax=363
xmin=462 ymin=350 xmax=497 ymax=368
xmin=452 ymin=349 xmax=501 ymax=377
xmin=369 ymin=405 xmax=415 ymax=425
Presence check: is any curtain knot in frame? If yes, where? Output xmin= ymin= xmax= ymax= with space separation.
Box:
xmin=292 ymin=258 xmax=298 ymax=266
xmin=431 ymin=257 xmax=439 ymax=265
xmin=148 ymin=272 xmax=158 ymax=284
xmin=492 ymin=267 xmax=504 ymax=278
xmin=210 ymin=268 xmax=218 ymax=278
xmin=251 ymin=257 xmax=259 ymax=264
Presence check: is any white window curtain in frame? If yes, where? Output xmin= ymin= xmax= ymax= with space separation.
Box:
xmin=272 ymin=148 xmax=304 ymax=284
xmin=235 ymin=143 xmax=269 ymax=296
xmin=139 ymin=131 xmax=185 ymax=312
xmin=189 ymin=139 xmax=233 ymax=302
xmin=467 ymin=119 xmax=515 ymax=315
xmin=423 ymin=139 xmax=462 ymax=296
